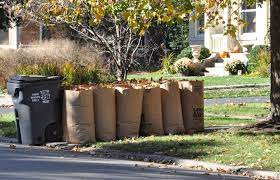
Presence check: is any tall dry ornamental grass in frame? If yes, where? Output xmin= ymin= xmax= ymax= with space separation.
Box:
xmin=0 ymin=39 xmax=104 ymax=86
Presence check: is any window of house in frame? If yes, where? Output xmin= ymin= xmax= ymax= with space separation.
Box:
xmin=195 ymin=14 xmax=205 ymax=37
xmin=241 ymin=2 xmax=256 ymax=34
xmin=0 ymin=30 xmax=9 ymax=45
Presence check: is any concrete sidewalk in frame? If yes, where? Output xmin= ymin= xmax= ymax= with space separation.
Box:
xmin=205 ymin=96 xmax=270 ymax=105
xmin=0 ymin=95 xmax=13 ymax=106
xmin=0 ymin=95 xmax=13 ymax=114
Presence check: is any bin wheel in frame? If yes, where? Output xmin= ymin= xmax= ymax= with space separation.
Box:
xmin=45 ymin=123 xmax=62 ymax=142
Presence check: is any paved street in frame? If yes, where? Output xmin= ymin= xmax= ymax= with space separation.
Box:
xmin=0 ymin=143 xmax=249 ymax=180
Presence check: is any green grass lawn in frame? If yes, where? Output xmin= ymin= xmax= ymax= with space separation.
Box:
xmin=96 ymin=131 xmax=280 ymax=171
xmin=0 ymin=114 xmax=16 ymax=137
xmin=204 ymin=103 xmax=270 ymax=127
xmin=205 ymin=116 xmax=256 ymax=127
xmin=95 ymin=103 xmax=273 ymax=172
xmin=0 ymin=86 xmax=4 ymax=95
xmin=205 ymin=103 xmax=270 ymax=119
xmin=204 ymin=87 xmax=270 ymax=99
xmin=128 ymin=72 xmax=270 ymax=87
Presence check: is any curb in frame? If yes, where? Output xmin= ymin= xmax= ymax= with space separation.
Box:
xmin=175 ymin=159 xmax=280 ymax=179
xmin=97 ymin=151 xmax=279 ymax=179
xmin=47 ymin=144 xmax=279 ymax=180
xmin=90 ymin=150 xmax=280 ymax=180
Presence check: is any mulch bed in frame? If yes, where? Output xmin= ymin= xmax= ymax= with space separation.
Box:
xmin=238 ymin=118 xmax=280 ymax=133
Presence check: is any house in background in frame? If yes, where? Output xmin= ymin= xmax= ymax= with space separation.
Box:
xmin=0 ymin=22 xmax=69 ymax=49
xmin=0 ymin=22 xmax=41 ymax=49
xmin=189 ymin=0 xmax=270 ymax=76
xmin=189 ymin=0 xmax=270 ymax=53
xmin=1 ymin=1 xmax=271 ymax=52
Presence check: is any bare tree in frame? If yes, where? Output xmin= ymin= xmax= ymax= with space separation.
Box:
xmin=22 ymin=13 xmax=143 ymax=81
xmin=15 ymin=0 xmax=195 ymax=81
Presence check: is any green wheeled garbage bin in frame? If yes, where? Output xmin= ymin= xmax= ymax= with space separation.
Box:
xmin=7 ymin=75 xmax=63 ymax=145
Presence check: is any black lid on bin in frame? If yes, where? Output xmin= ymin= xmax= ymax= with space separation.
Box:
xmin=8 ymin=75 xmax=61 ymax=83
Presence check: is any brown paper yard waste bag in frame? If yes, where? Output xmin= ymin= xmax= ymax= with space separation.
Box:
xmin=160 ymin=81 xmax=185 ymax=134
xmin=93 ymin=88 xmax=116 ymax=141
xmin=179 ymin=81 xmax=204 ymax=132
xmin=116 ymin=87 xmax=144 ymax=138
xmin=140 ymin=87 xmax=164 ymax=136
xmin=63 ymin=89 xmax=95 ymax=144
xmin=179 ymin=81 xmax=193 ymax=133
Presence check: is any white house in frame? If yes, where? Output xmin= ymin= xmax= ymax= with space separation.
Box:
xmin=189 ymin=0 xmax=270 ymax=53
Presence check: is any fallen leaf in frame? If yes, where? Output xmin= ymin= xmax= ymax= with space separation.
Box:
xmin=9 ymin=144 xmax=16 ymax=149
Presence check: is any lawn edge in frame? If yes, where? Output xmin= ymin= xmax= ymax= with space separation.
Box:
xmin=90 ymin=149 xmax=279 ymax=179
xmin=46 ymin=143 xmax=280 ymax=180
xmin=1 ymin=139 xmax=278 ymax=179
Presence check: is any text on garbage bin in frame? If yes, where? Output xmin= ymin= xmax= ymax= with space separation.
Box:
xmin=30 ymin=90 xmax=51 ymax=103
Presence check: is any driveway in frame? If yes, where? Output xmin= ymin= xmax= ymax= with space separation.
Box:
xmin=0 ymin=143 xmax=248 ymax=180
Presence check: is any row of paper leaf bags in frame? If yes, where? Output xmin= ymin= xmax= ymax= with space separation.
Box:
xmin=63 ymin=80 xmax=204 ymax=144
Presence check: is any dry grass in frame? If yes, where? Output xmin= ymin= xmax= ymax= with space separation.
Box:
xmin=0 ymin=39 xmax=103 ymax=86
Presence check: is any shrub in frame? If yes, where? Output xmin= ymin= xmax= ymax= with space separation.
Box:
xmin=16 ymin=62 xmax=113 ymax=87
xmin=0 ymin=86 xmax=4 ymax=94
xmin=16 ymin=63 xmax=61 ymax=77
xmin=177 ymin=47 xmax=193 ymax=60
xmin=0 ymin=39 xmax=109 ymax=86
xmin=166 ymin=21 xmax=189 ymax=55
xmin=61 ymin=62 xmax=82 ymax=86
xmin=200 ymin=47 xmax=211 ymax=60
xmin=248 ymin=45 xmax=270 ymax=73
xmin=174 ymin=58 xmax=203 ymax=76
xmin=250 ymin=50 xmax=271 ymax=78
xmin=161 ymin=53 xmax=177 ymax=74
xmin=62 ymin=63 xmax=108 ymax=86
xmin=225 ymin=60 xmax=246 ymax=75
xmin=177 ymin=46 xmax=211 ymax=60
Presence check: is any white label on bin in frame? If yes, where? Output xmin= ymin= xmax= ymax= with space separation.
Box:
xmin=31 ymin=93 xmax=40 ymax=102
xmin=30 ymin=90 xmax=51 ymax=103
xmin=40 ymin=90 xmax=51 ymax=104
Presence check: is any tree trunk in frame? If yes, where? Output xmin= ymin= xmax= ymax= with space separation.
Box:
xmin=270 ymin=0 xmax=280 ymax=122
xmin=116 ymin=66 xmax=127 ymax=82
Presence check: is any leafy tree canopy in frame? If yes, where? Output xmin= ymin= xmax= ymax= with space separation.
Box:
xmin=15 ymin=0 xmax=262 ymax=81
xmin=20 ymin=0 xmax=194 ymax=35
xmin=0 ymin=0 xmax=22 ymax=30
xmin=0 ymin=1 xmax=10 ymax=30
